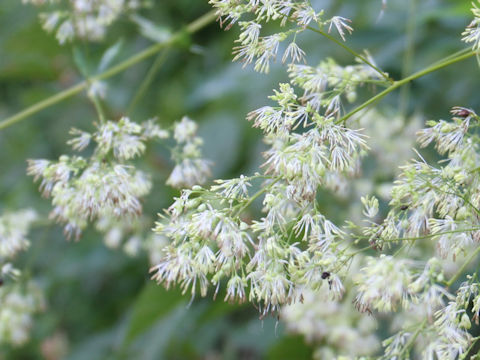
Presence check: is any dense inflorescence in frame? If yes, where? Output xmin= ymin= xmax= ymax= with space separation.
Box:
xmin=0 ymin=209 xmax=36 ymax=267
xmin=22 ymin=0 xmax=147 ymax=43
xmin=0 ymin=210 xmax=43 ymax=347
xmin=282 ymin=255 xmax=380 ymax=359
xmin=0 ymin=282 xmax=44 ymax=347
xmin=355 ymin=107 xmax=480 ymax=358
xmin=150 ymin=55 xmax=385 ymax=315
xmin=149 ymin=1 xmax=480 ymax=358
xmin=166 ymin=117 xmax=212 ymax=189
xmin=27 ymin=117 xmax=167 ymax=240
xmin=463 ymin=1 xmax=480 ymax=51
xmin=209 ymin=0 xmax=354 ymax=73
xmin=363 ymin=108 xmax=480 ymax=258
xmin=27 ymin=115 xmax=211 ymax=254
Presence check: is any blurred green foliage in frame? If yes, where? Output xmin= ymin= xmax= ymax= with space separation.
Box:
xmin=0 ymin=0 xmax=479 ymax=359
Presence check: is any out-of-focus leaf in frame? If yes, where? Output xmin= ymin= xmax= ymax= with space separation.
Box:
xmin=266 ymin=335 xmax=313 ymax=360
xmin=122 ymin=282 xmax=184 ymax=344
xmin=67 ymin=329 xmax=118 ymax=360
xmin=199 ymin=114 xmax=243 ymax=176
xmin=127 ymin=304 xmax=198 ymax=360
xmin=227 ymin=317 xmax=280 ymax=356
xmin=98 ymin=40 xmax=125 ymax=73
xmin=72 ymin=47 xmax=92 ymax=77
xmin=131 ymin=15 xmax=172 ymax=43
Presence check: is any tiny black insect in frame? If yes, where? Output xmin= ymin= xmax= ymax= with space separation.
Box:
xmin=400 ymin=205 xmax=409 ymax=211
xmin=456 ymin=109 xmax=471 ymax=118
xmin=321 ymin=271 xmax=330 ymax=279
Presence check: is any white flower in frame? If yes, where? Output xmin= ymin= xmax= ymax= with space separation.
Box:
xmin=26 ymin=0 xmax=147 ymax=43
xmin=28 ymin=118 xmax=167 ymax=239
xmin=167 ymin=117 xmax=212 ymax=189
xmin=462 ymin=1 xmax=480 ymax=50
xmin=0 ymin=209 xmax=37 ymax=260
xmin=0 ymin=282 xmax=44 ymax=347
xmin=354 ymin=255 xmax=414 ymax=313
xmin=328 ymin=16 xmax=353 ymax=41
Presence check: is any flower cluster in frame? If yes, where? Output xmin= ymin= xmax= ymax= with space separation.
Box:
xmin=363 ymin=108 xmax=480 ymax=258
xmin=28 ymin=117 xmax=167 ymax=240
xmin=166 ymin=117 xmax=212 ymax=189
xmin=151 ymin=57 xmax=382 ymax=316
xmin=0 ymin=282 xmax=45 ymax=347
xmin=381 ymin=276 xmax=478 ymax=359
xmin=0 ymin=210 xmax=45 ymax=348
xmin=0 ymin=209 xmax=37 ymax=279
xmin=22 ymin=0 xmax=146 ymax=43
xmin=282 ymin=256 xmax=380 ymax=359
xmin=0 ymin=209 xmax=37 ymax=261
xmin=354 ymin=255 xmax=416 ymax=313
xmin=353 ymin=107 xmax=480 ymax=357
xmin=462 ymin=1 xmax=480 ymax=51
xmin=209 ymin=0 xmax=353 ymax=73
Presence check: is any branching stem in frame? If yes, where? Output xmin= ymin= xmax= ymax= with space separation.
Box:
xmin=306 ymin=25 xmax=393 ymax=83
xmin=0 ymin=10 xmax=217 ymax=131
xmin=338 ymin=49 xmax=477 ymax=124
xmin=446 ymin=245 xmax=480 ymax=287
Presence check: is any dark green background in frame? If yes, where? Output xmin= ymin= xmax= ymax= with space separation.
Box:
xmin=0 ymin=0 xmax=477 ymax=358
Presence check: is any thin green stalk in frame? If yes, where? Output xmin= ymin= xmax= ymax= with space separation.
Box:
xmin=446 ymin=245 xmax=480 ymax=287
xmin=462 ymin=336 xmax=480 ymax=360
xmin=397 ymin=319 xmax=427 ymax=357
xmin=89 ymin=93 xmax=106 ymax=124
xmin=234 ymin=177 xmax=281 ymax=217
xmin=429 ymin=47 xmax=472 ymax=68
xmin=356 ymin=227 xmax=480 ymax=243
xmin=0 ymin=10 xmax=217 ymax=131
xmin=421 ymin=176 xmax=480 ymax=217
xmin=338 ymin=50 xmax=476 ymax=124
xmin=306 ymin=25 xmax=393 ymax=83
xmin=127 ymin=49 xmax=170 ymax=115
xmin=399 ymin=0 xmax=417 ymax=116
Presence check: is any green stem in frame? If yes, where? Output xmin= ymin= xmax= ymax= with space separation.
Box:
xmin=127 ymin=49 xmax=170 ymax=115
xmin=0 ymin=10 xmax=217 ymax=131
xmin=422 ymin=176 xmax=480 ymax=217
xmin=428 ymin=47 xmax=472 ymax=69
xmin=446 ymin=245 xmax=480 ymax=287
xmin=89 ymin=93 xmax=106 ymax=124
xmin=399 ymin=319 xmax=427 ymax=357
xmin=338 ymin=50 xmax=476 ymax=124
xmin=233 ymin=177 xmax=281 ymax=217
xmin=462 ymin=336 xmax=480 ymax=360
xmin=399 ymin=0 xmax=417 ymax=116
xmin=306 ymin=25 xmax=393 ymax=83
xmin=356 ymin=227 xmax=480 ymax=243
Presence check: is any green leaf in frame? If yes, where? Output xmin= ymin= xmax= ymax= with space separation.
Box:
xmin=98 ymin=39 xmax=124 ymax=73
xmin=266 ymin=335 xmax=313 ymax=360
xmin=122 ymin=282 xmax=185 ymax=345
xmin=72 ymin=47 xmax=92 ymax=77
xmin=130 ymin=15 xmax=172 ymax=43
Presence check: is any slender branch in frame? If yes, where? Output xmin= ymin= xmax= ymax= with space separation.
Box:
xmin=356 ymin=227 xmax=480 ymax=243
xmin=399 ymin=319 xmax=427 ymax=357
xmin=127 ymin=49 xmax=170 ymax=115
xmin=233 ymin=177 xmax=281 ymax=217
xmin=446 ymin=245 xmax=480 ymax=287
xmin=306 ymin=25 xmax=393 ymax=83
xmin=0 ymin=10 xmax=217 ymax=131
xmin=429 ymin=47 xmax=471 ymax=68
xmin=89 ymin=93 xmax=106 ymax=124
xmin=337 ymin=50 xmax=477 ymax=124
xmin=399 ymin=0 xmax=417 ymax=116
